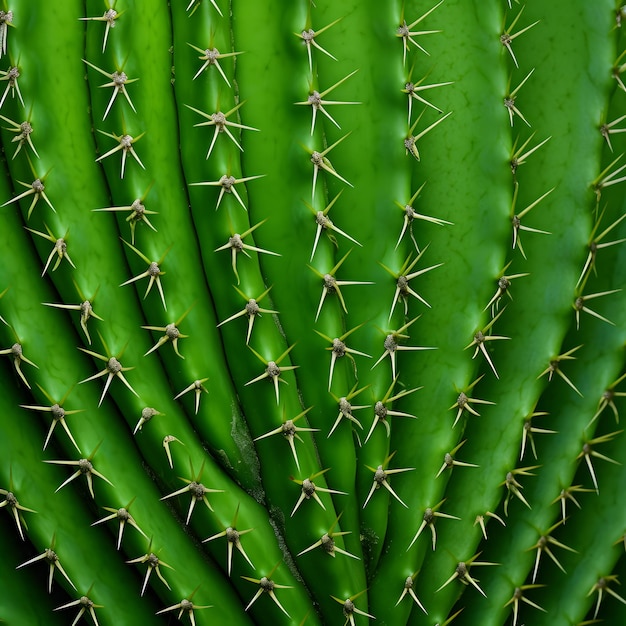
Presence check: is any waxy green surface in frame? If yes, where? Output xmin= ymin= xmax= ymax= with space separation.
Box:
xmin=0 ymin=1 xmax=625 ymax=625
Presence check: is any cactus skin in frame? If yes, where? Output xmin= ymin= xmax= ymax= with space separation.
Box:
xmin=0 ymin=0 xmax=625 ymax=625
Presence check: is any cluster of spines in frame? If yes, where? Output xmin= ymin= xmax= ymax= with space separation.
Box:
xmin=0 ymin=1 xmax=625 ymax=626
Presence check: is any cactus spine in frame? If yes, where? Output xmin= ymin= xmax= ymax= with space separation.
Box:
xmin=0 ymin=1 xmax=625 ymax=625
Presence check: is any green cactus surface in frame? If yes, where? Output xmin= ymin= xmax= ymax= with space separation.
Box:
xmin=0 ymin=1 xmax=625 ymax=625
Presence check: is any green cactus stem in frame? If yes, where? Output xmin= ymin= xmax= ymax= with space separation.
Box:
xmin=0 ymin=1 xmax=625 ymax=625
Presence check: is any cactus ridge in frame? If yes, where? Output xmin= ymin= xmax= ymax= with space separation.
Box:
xmin=0 ymin=1 xmax=625 ymax=625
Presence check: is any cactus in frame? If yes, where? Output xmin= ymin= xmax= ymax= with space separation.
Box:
xmin=0 ymin=0 xmax=625 ymax=624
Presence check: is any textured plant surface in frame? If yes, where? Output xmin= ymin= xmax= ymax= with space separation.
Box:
xmin=0 ymin=0 xmax=625 ymax=624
